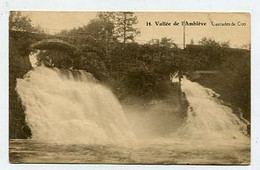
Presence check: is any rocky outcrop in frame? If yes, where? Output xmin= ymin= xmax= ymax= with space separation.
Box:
xmin=9 ymin=35 xmax=33 ymax=138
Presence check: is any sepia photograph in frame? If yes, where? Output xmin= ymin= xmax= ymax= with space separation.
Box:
xmin=9 ymin=11 xmax=250 ymax=164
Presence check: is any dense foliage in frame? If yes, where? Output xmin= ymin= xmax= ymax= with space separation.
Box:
xmin=194 ymin=48 xmax=250 ymax=121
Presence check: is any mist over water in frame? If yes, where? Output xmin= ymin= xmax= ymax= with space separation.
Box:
xmin=16 ymin=67 xmax=249 ymax=149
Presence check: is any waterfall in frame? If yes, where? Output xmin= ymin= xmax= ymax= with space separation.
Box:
xmin=16 ymin=67 xmax=135 ymax=144
xmin=176 ymin=76 xmax=249 ymax=143
xmin=12 ymin=68 xmax=250 ymax=164
xmin=16 ymin=66 xmax=249 ymax=147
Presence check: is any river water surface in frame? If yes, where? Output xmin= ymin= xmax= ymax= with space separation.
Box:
xmin=10 ymin=138 xmax=250 ymax=164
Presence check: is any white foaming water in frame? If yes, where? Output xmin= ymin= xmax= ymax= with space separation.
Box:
xmin=16 ymin=67 xmax=135 ymax=144
xmin=16 ymin=66 xmax=249 ymax=148
xmin=176 ymin=77 xmax=249 ymax=143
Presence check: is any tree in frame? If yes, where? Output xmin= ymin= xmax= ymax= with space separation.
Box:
xmin=58 ymin=17 xmax=116 ymax=57
xmin=113 ymin=12 xmax=140 ymax=44
xmin=97 ymin=12 xmax=116 ymax=28
xmin=147 ymin=39 xmax=160 ymax=45
xmin=147 ymin=37 xmax=177 ymax=48
xmin=96 ymin=12 xmax=119 ymax=57
xmin=9 ymin=11 xmax=42 ymax=33
xmin=220 ymin=40 xmax=230 ymax=48
xmin=159 ymin=37 xmax=177 ymax=48
xmin=199 ymin=37 xmax=230 ymax=48
xmin=199 ymin=37 xmax=220 ymax=47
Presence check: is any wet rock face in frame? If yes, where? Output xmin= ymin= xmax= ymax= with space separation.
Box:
xmin=9 ymin=37 xmax=33 ymax=139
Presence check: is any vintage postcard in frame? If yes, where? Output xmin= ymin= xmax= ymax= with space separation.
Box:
xmin=9 ymin=11 xmax=250 ymax=164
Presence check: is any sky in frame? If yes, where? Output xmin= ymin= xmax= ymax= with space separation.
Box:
xmin=21 ymin=11 xmax=250 ymax=48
